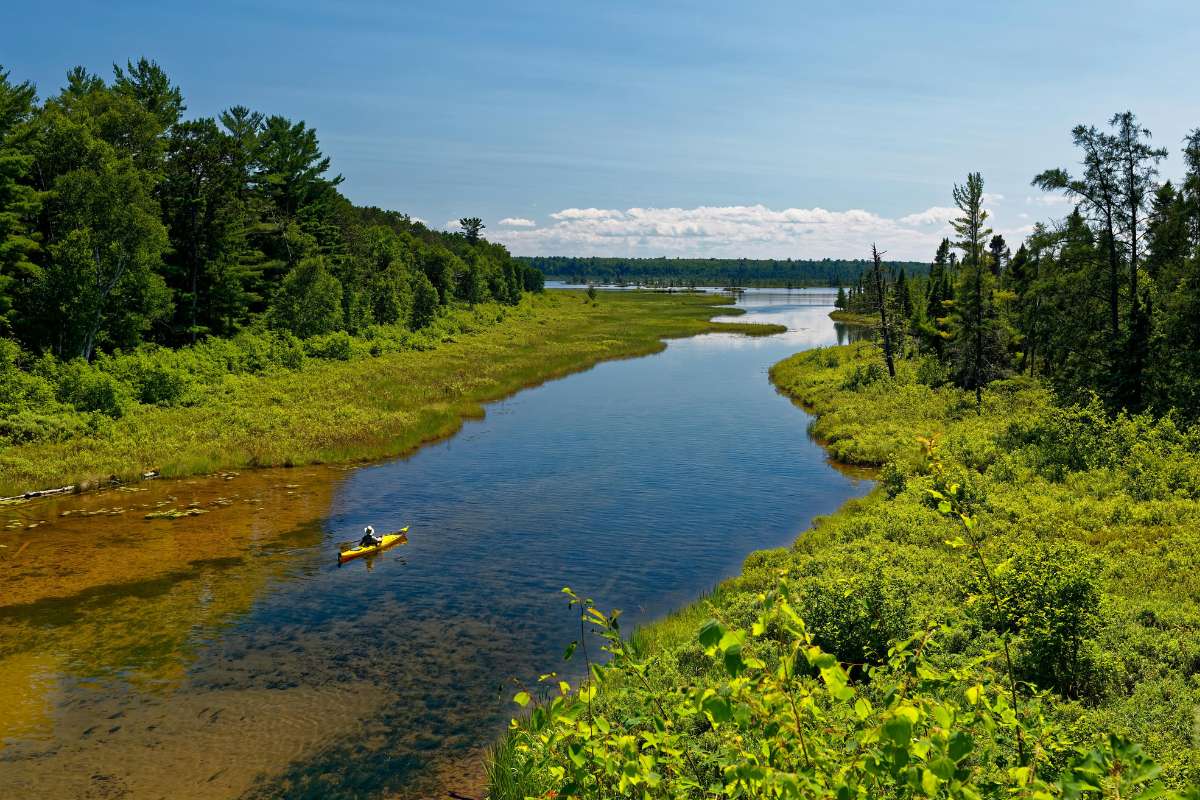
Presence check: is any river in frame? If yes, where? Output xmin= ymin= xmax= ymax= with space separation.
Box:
xmin=0 ymin=290 xmax=871 ymax=799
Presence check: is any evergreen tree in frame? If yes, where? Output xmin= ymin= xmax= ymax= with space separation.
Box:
xmin=1109 ymin=111 xmax=1167 ymax=410
xmin=0 ymin=67 xmax=40 ymax=334
xmin=988 ymin=234 xmax=1009 ymax=276
xmin=1034 ymin=125 xmax=1123 ymax=336
xmin=948 ymin=172 xmax=1007 ymax=409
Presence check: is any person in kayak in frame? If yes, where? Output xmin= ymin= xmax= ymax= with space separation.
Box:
xmin=359 ymin=525 xmax=382 ymax=548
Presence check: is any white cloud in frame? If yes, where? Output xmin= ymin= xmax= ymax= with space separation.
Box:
xmin=550 ymin=208 xmax=626 ymax=221
xmin=481 ymin=202 xmax=1038 ymax=261
xmin=982 ymin=192 xmax=1006 ymax=204
xmin=444 ymin=219 xmax=462 ymax=230
xmin=898 ymin=206 xmax=958 ymax=226
xmin=1025 ymin=193 xmax=1073 ymax=207
xmin=498 ymin=217 xmax=537 ymax=227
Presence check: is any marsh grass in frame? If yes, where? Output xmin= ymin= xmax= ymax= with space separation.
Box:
xmin=828 ymin=309 xmax=879 ymax=327
xmin=0 ymin=291 xmax=782 ymax=496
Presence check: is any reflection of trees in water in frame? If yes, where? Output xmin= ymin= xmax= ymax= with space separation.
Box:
xmin=834 ymin=322 xmax=877 ymax=346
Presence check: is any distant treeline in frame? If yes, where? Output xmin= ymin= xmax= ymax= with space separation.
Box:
xmin=518 ymin=256 xmax=929 ymax=287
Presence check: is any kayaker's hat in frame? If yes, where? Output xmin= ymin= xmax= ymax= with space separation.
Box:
xmin=365 ymin=525 xmax=374 ymax=535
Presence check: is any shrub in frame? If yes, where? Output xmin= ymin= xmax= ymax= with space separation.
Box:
xmin=915 ymin=354 xmax=951 ymax=387
xmin=797 ymin=559 xmax=915 ymax=667
xmin=841 ymin=360 xmax=886 ymax=391
xmin=972 ymin=542 xmax=1106 ymax=701
xmin=304 ymin=330 xmax=355 ymax=361
xmin=101 ymin=348 xmax=197 ymax=406
xmin=53 ymin=359 xmax=133 ymax=418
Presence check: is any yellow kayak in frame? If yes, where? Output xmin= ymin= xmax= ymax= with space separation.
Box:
xmin=338 ymin=527 xmax=409 ymax=563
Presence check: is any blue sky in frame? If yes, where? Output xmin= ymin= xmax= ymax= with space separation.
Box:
xmin=4 ymin=1 xmax=1198 ymax=259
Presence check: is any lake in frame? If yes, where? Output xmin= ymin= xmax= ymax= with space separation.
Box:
xmin=0 ymin=290 xmax=871 ymax=799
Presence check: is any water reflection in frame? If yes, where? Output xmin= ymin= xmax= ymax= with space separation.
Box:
xmin=0 ymin=294 xmax=871 ymax=799
xmin=834 ymin=320 xmax=877 ymax=345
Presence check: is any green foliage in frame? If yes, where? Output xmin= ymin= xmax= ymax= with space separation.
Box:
xmin=52 ymin=358 xmax=133 ymax=417
xmin=0 ymin=59 xmax=543 ymax=398
xmin=270 ymin=256 xmax=343 ymax=337
xmin=496 ymin=586 xmax=1195 ymax=799
xmin=973 ymin=543 xmax=1106 ymax=700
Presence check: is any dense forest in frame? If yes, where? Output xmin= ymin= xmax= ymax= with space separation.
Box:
xmin=0 ymin=60 xmax=540 ymax=448
xmin=519 ymin=255 xmax=928 ymax=287
xmin=837 ymin=113 xmax=1200 ymax=420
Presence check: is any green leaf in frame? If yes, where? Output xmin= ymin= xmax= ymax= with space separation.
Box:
xmin=854 ymin=698 xmax=873 ymax=720
xmin=921 ymin=768 xmax=940 ymax=795
xmin=930 ymin=756 xmax=957 ymax=780
xmin=948 ymin=731 xmax=973 ymax=762
xmin=563 ymin=641 xmax=578 ymax=661
xmin=698 ymin=619 xmax=725 ymax=649
xmin=513 ymin=691 xmax=531 ymax=707
xmin=882 ymin=714 xmax=912 ymax=747
xmin=724 ymin=645 xmax=745 ymax=677
xmin=702 ymin=694 xmax=732 ymax=724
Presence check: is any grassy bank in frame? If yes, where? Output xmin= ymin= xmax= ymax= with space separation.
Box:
xmin=488 ymin=341 xmax=1200 ymax=797
xmin=829 ymin=309 xmax=879 ymax=326
xmin=0 ymin=291 xmax=781 ymax=495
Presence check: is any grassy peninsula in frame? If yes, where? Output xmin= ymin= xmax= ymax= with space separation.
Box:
xmin=488 ymin=341 xmax=1200 ymax=797
xmin=0 ymin=291 xmax=781 ymax=495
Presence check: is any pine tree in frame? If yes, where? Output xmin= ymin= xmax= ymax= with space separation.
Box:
xmin=948 ymin=173 xmax=1008 ymax=409
xmin=0 ymin=67 xmax=40 ymax=334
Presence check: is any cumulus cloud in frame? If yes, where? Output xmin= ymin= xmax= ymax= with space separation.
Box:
xmin=498 ymin=217 xmax=537 ymax=227
xmin=1026 ymin=193 xmax=1073 ymax=207
xmin=483 ymin=202 xmax=1036 ymax=261
xmin=898 ymin=206 xmax=958 ymax=226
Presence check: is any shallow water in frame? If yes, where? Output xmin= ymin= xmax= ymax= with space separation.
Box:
xmin=0 ymin=290 xmax=872 ymax=798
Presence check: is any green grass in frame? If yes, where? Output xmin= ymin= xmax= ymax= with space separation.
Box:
xmin=488 ymin=340 xmax=1200 ymax=795
xmin=0 ymin=291 xmax=783 ymax=495
xmin=828 ymin=309 xmax=879 ymax=326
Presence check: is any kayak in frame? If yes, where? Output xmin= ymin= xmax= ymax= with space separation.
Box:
xmin=338 ymin=527 xmax=409 ymax=563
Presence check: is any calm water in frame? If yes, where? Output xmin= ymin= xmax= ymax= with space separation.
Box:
xmin=0 ymin=291 xmax=871 ymax=799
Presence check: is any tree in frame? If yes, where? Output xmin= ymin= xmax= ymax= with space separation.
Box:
xmin=1034 ymin=125 xmax=1123 ymax=336
xmin=269 ymin=256 xmax=343 ymax=337
xmin=870 ymin=244 xmax=896 ymax=378
xmin=159 ymin=118 xmax=254 ymax=340
xmin=410 ymin=270 xmax=439 ymax=329
xmin=112 ymin=58 xmax=184 ymax=131
xmin=0 ymin=66 xmax=40 ymax=334
xmin=949 ymin=172 xmax=1006 ymax=409
xmin=40 ymin=156 xmax=171 ymax=359
xmin=835 ymin=286 xmax=847 ymax=309
xmin=1145 ymin=182 xmax=1188 ymax=287
xmin=1109 ymin=111 xmax=1167 ymax=410
xmin=459 ymin=216 xmax=484 ymax=243
xmin=255 ymin=116 xmax=342 ymax=220
xmin=987 ymin=234 xmax=1009 ymax=276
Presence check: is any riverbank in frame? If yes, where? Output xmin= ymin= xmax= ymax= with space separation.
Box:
xmin=488 ymin=341 xmax=1200 ymax=795
xmin=828 ymin=308 xmax=878 ymax=326
xmin=0 ymin=291 xmax=783 ymax=497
